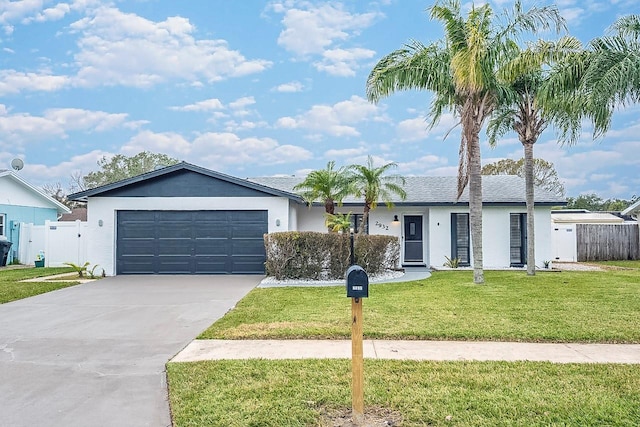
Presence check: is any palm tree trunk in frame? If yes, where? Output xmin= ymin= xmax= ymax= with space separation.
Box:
xmin=469 ymin=130 xmax=484 ymax=284
xmin=359 ymin=203 xmax=370 ymax=234
xmin=523 ymin=142 xmax=536 ymax=275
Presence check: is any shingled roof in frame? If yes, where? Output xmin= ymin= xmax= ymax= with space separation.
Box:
xmin=249 ymin=175 xmax=565 ymax=206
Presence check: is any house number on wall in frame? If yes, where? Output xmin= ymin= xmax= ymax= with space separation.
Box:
xmin=374 ymin=221 xmax=389 ymax=231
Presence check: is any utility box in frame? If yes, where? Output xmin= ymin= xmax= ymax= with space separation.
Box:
xmin=346 ymin=265 xmax=369 ymax=298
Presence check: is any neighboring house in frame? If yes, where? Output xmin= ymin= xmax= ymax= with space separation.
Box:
xmin=551 ymin=210 xmax=633 ymax=262
xmin=69 ymin=162 xmax=564 ymax=276
xmin=621 ymin=199 xmax=640 ymax=220
xmin=59 ymin=207 xmax=87 ymax=222
xmin=0 ymin=170 xmax=71 ymax=264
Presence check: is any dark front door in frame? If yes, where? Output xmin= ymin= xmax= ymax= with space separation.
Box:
xmin=116 ymin=210 xmax=267 ymax=275
xmin=404 ymin=215 xmax=423 ymax=263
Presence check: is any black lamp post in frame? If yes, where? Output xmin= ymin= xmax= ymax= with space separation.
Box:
xmin=350 ymin=227 xmax=355 ymax=266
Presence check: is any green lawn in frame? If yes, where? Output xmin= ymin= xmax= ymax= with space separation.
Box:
xmin=167 ymin=359 xmax=640 ymax=427
xmin=200 ymin=270 xmax=640 ymax=343
xmin=594 ymin=260 xmax=640 ymax=269
xmin=0 ymin=267 xmax=77 ymax=303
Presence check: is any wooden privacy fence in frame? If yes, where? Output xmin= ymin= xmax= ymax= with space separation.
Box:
xmin=577 ymin=223 xmax=640 ymax=261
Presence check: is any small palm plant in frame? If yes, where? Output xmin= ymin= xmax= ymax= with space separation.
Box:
xmin=324 ymin=212 xmax=353 ymax=233
xmin=63 ymin=261 xmax=90 ymax=278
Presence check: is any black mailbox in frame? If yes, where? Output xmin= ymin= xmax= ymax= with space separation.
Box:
xmin=346 ymin=265 xmax=369 ymax=298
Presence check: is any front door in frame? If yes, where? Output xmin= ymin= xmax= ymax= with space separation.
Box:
xmin=404 ymin=215 xmax=423 ymax=263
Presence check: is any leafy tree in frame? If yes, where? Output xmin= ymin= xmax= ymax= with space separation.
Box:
xmin=482 ymin=158 xmax=565 ymax=197
xmin=566 ymin=194 xmax=639 ymax=211
xmin=293 ymin=161 xmax=352 ymax=224
xmin=348 ymin=156 xmax=406 ymax=234
xmin=366 ymin=0 xmax=563 ymax=283
xmin=81 ymin=152 xmax=179 ymax=190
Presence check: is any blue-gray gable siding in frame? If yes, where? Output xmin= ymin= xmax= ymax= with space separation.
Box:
xmin=97 ymin=170 xmax=273 ymax=198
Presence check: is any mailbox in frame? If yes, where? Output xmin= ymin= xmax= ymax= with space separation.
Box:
xmin=346 ymin=265 xmax=369 ymax=298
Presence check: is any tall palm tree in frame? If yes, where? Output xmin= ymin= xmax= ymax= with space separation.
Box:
xmin=488 ymin=37 xmax=583 ymax=276
xmin=542 ymin=15 xmax=640 ymax=139
xmin=366 ymin=0 xmax=564 ymax=284
xmin=349 ymin=156 xmax=406 ymax=234
xmin=293 ymin=161 xmax=352 ymax=230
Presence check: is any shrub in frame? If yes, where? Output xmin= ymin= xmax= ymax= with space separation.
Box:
xmin=264 ymin=232 xmax=400 ymax=280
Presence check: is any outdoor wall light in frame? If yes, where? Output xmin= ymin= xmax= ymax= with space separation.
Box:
xmin=276 ymin=219 xmax=281 ymax=227
xmin=98 ymin=219 xmax=103 ymax=227
xmin=392 ymin=215 xmax=400 ymax=223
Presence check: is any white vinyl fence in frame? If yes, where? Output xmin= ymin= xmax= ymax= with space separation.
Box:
xmin=19 ymin=220 xmax=88 ymax=267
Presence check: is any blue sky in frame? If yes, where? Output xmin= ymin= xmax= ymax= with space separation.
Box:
xmin=0 ymin=0 xmax=638 ymax=199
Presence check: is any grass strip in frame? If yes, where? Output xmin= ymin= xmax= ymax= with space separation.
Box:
xmin=200 ymin=270 xmax=640 ymax=343
xmin=167 ymin=359 xmax=640 ymax=427
xmin=0 ymin=267 xmax=77 ymax=303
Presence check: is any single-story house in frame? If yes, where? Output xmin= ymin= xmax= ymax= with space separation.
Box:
xmin=0 ymin=170 xmax=71 ymax=264
xmin=69 ymin=162 xmax=564 ymax=276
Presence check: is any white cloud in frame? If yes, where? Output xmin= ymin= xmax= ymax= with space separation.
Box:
xmin=170 ymin=98 xmax=224 ymax=112
xmin=68 ymin=6 xmax=271 ymax=88
xmin=18 ymin=149 xmax=113 ymax=187
xmin=396 ymin=113 xmax=457 ymax=142
xmin=121 ymin=130 xmax=192 ymax=155
xmin=398 ymin=155 xmax=449 ymax=174
xmin=0 ymin=70 xmax=69 ymax=95
xmin=324 ymin=147 xmax=367 ymax=158
xmin=0 ymin=107 xmax=137 ymax=143
xmin=275 ymin=95 xmax=382 ymax=137
xmin=223 ymin=120 xmax=268 ymax=133
xmin=228 ymin=96 xmax=256 ymax=110
xmin=313 ymin=47 xmax=376 ymax=77
xmin=119 ymin=130 xmax=312 ymax=168
xmin=270 ymin=1 xmax=381 ymax=76
xmin=273 ymin=81 xmax=304 ymax=93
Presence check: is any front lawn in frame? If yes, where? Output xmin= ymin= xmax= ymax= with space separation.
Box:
xmin=594 ymin=260 xmax=640 ymax=269
xmin=167 ymin=359 xmax=640 ymax=426
xmin=200 ymin=270 xmax=640 ymax=343
xmin=0 ymin=267 xmax=77 ymax=303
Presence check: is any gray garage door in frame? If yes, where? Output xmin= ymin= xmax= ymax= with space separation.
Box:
xmin=116 ymin=210 xmax=267 ymax=274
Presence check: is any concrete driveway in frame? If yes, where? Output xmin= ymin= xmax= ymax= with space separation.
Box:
xmin=0 ymin=275 xmax=259 ymax=427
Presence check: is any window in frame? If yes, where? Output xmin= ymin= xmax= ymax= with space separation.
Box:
xmin=451 ymin=213 xmax=470 ymax=266
xmin=510 ymin=213 xmax=527 ymax=266
xmin=0 ymin=214 xmax=5 ymax=237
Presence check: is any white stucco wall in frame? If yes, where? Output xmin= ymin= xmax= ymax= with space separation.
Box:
xmin=87 ymin=196 xmax=291 ymax=276
xmin=430 ymin=205 xmax=554 ymax=269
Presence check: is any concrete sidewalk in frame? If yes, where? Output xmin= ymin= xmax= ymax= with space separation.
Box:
xmin=172 ymin=339 xmax=640 ymax=364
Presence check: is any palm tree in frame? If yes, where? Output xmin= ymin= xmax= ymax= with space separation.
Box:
xmin=293 ymin=161 xmax=352 ymax=230
xmin=542 ymin=15 xmax=640 ymax=139
xmin=487 ymin=37 xmax=583 ymax=275
xmin=349 ymin=156 xmax=406 ymax=234
xmin=366 ymin=0 xmax=564 ymax=284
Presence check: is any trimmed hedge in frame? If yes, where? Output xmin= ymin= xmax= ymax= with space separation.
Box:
xmin=264 ymin=231 xmax=400 ymax=280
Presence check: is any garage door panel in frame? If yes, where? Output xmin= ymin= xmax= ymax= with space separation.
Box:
xmin=117 ymin=210 xmax=267 ymax=275
xmin=194 ymin=240 xmax=229 ymax=255
xmin=119 ymin=225 xmax=156 ymax=239
xmin=232 ymin=225 xmax=266 ymax=238
xmin=195 ymin=224 xmax=230 ymax=238
xmin=118 ymin=256 xmax=156 ymax=274
xmin=118 ymin=240 xmax=155 ymax=255
xmin=232 ymin=240 xmax=266 ymax=255
xmin=230 ymin=257 xmax=265 ymax=274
